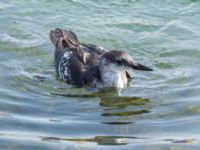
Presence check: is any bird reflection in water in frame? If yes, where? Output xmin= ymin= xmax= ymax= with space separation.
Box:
xmin=42 ymin=135 xmax=145 ymax=145
xmin=51 ymin=87 xmax=151 ymax=119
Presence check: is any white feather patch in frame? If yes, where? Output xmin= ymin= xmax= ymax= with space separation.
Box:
xmin=58 ymin=51 xmax=72 ymax=80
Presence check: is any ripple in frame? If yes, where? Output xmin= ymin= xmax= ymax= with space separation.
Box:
xmin=0 ymin=112 xmax=11 ymax=118
xmin=165 ymin=138 xmax=195 ymax=144
xmin=0 ymin=32 xmax=45 ymax=48
xmin=0 ymin=133 xmax=197 ymax=146
xmin=0 ymin=3 xmax=10 ymax=10
xmin=0 ymin=0 xmax=200 ymax=149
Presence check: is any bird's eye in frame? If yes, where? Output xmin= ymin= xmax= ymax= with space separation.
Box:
xmin=116 ymin=60 xmax=122 ymax=65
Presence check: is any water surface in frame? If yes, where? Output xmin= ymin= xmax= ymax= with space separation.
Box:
xmin=0 ymin=0 xmax=200 ymax=149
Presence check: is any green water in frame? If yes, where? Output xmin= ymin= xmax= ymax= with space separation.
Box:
xmin=0 ymin=0 xmax=200 ymax=149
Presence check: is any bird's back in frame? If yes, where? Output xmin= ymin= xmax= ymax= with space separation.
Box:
xmin=49 ymin=28 xmax=102 ymax=87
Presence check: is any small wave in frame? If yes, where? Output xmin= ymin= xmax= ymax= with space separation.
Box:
xmin=0 ymin=3 xmax=10 ymax=10
xmin=0 ymin=32 xmax=46 ymax=48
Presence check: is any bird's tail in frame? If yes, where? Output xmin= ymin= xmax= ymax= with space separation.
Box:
xmin=49 ymin=28 xmax=79 ymax=49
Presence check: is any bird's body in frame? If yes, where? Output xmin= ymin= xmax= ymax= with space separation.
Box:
xmin=49 ymin=28 xmax=153 ymax=89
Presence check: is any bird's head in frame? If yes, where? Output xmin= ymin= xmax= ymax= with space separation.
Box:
xmin=100 ymin=50 xmax=153 ymax=72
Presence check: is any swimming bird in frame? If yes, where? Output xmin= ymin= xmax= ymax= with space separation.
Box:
xmin=49 ymin=28 xmax=153 ymax=89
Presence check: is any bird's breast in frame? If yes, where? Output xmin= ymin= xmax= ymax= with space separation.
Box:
xmin=101 ymin=70 xmax=127 ymax=88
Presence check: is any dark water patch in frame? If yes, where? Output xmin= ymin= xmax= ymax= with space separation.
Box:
xmin=102 ymin=122 xmax=133 ymax=125
xmin=102 ymin=110 xmax=150 ymax=117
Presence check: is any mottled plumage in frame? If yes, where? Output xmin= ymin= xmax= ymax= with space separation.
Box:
xmin=49 ymin=28 xmax=153 ymax=89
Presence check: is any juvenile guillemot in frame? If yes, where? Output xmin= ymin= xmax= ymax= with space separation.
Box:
xmin=49 ymin=28 xmax=153 ymax=89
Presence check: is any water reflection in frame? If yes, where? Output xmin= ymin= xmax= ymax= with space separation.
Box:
xmin=99 ymin=95 xmax=150 ymax=109
xmin=42 ymin=135 xmax=141 ymax=145
xmin=41 ymin=135 xmax=195 ymax=145
xmin=101 ymin=122 xmax=133 ymax=125
xmin=102 ymin=109 xmax=150 ymax=117
xmin=51 ymin=87 xmax=151 ymax=117
xmin=0 ymin=133 xmax=195 ymax=146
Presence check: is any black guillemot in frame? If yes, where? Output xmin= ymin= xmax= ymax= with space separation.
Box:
xmin=49 ymin=28 xmax=153 ymax=89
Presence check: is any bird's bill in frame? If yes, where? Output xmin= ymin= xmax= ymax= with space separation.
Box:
xmin=130 ymin=63 xmax=153 ymax=71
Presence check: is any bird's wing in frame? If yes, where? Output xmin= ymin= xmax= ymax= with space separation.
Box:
xmin=80 ymin=43 xmax=108 ymax=57
xmin=57 ymin=51 xmax=96 ymax=87
xmin=57 ymin=51 xmax=84 ymax=87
